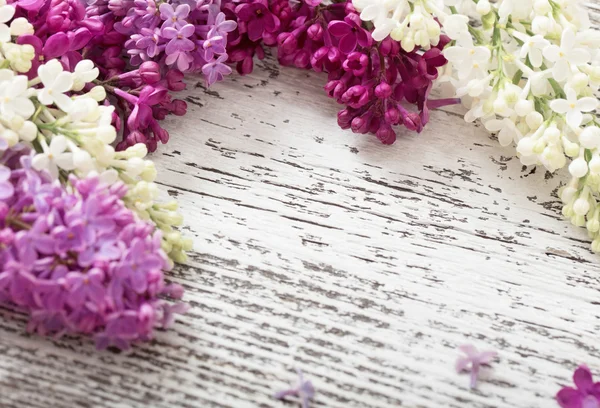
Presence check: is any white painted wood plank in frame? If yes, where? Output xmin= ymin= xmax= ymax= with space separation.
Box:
xmin=3 ymin=4 xmax=600 ymax=407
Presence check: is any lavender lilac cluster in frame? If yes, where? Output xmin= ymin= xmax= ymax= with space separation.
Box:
xmin=0 ymin=147 xmax=186 ymax=350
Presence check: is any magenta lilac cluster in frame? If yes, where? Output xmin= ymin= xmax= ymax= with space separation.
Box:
xmin=222 ymin=0 xmax=457 ymax=144
xmin=0 ymin=147 xmax=187 ymax=350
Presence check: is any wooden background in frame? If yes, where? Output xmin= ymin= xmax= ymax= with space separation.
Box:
xmin=3 ymin=4 xmax=600 ymax=407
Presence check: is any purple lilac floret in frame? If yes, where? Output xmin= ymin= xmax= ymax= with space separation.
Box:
xmin=557 ymin=365 xmax=600 ymax=408
xmin=455 ymin=344 xmax=497 ymax=389
xmin=274 ymin=369 xmax=315 ymax=408
xmin=0 ymin=147 xmax=187 ymax=350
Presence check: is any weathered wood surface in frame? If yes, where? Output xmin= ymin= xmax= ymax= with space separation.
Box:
xmin=4 ymin=5 xmax=600 ymax=407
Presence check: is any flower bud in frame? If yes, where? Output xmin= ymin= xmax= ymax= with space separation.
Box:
xmin=526 ymin=111 xmax=543 ymax=129
xmin=543 ymin=125 xmax=560 ymax=143
xmin=400 ymin=33 xmax=415 ymax=52
xmin=569 ymin=157 xmax=589 ymax=178
xmin=579 ymin=126 xmax=600 ymax=149
xmin=10 ymin=18 xmax=33 ymax=36
xmin=1 ymin=129 xmax=18 ymax=147
xmin=515 ymin=99 xmax=534 ymax=116
xmin=589 ymin=156 xmax=600 ymax=174
xmin=563 ymin=138 xmax=580 ymax=157
xmin=560 ymin=186 xmax=578 ymax=203
xmin=517 ymin=137 xmax=536 ymax=156
xmin=19 ymin=120 xmax=37 ymax=142
xmin=307 ymin=23 xmax=323 ymax=41
xmin=476 ymin=0 xmax=491 ymax=15
xmin=573 ymin=198 xmax=591 ymax=216
xmin=592 ymin=239 xmax=600 ymax=253
xmin=351 ymin=115 xmax=369 ymax=134
xmin=587 ymin=217 xmax=600 ymax=233
xmin=139 ymin=61 xmax=161 ymax=84
xmin=375 ymin=124 xmax=396 ymax=145
xmin=337 ymin=109 xmax=353 ymax=129
xmin=573 ymin=214 xmax=586 ymax=228
xmin=375 ymin=82 xmax=393 ymax=99
xmin=570 ymin=72 xmax=589 ymax=90
xmin=385 ymin=107 xmax=400 ymax=124
xmin=88 ymin=85 xmax=106 ymax=101
xmin=97 ymin=125 xmax=117 ymax=144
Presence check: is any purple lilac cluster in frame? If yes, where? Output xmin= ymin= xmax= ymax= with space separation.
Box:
xmin=0 ymin=147 xmax=187 ymax=350
xmin=89 ymin=0 xmax=237 ymax=85
xmin=557 ymin=365 xmax=600 ymax=408
xmin=224 ymin=0 xmax=458 ymax=144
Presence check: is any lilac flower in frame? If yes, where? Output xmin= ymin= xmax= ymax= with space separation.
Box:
xmin=274 ymin=369 xmax=315 ymax=408
xmin=211 ymin=12 xmax=237 ymax=36
xmin=202 ymin=54 xmax=232 ymax=86
xmin=236 ymin=2 xmax=279 ymax=42
xmin=159 ymin=3 xmax=191 ymax=29
xmin=135 ymin=28 xmax=162 ymax=58
xmin=202 ymin=32 xmax=226 ymax=60
xmin=557 ymin=365 xmax=600 ymax=408
xmin=0 ymin=148 xmax=187 ymax=350
xmin=328 ymin=14 xmax=372 ymax=55
xmin=163 ymin=24 xmax=196 ymax=55
xmin=65 ymin=269 xmax=106 ymax=309
xmin=455 ymin=344 xmax=497 ymax=389
xmin=342 ymin=52 xmax=369 ymax=76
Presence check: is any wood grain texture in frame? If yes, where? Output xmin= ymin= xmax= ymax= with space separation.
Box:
xmin=3 ymin=4 xmax=600 ymax=407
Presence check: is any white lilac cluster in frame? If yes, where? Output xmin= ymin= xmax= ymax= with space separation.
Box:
xmin=0 ymin=38 xmax=191 ymax=263
xmin=354 ymin=0 xmax=600 ymax=253
xmin=0 ymin=0 xmax=34 ymax=72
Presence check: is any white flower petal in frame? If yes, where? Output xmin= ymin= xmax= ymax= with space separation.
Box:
xmin=569 ymin=49 xmax=591 ymax=65
xmin=566 ymin=110 xmax=583 ymax=128
xmin=484 ymin=119 xmax=504 ymax=132
xmin=52 ymin=72 xmax=74 ymax=93
xmin=49 ymin=135 xmax=68 ymax=155
xmin=52 ymin=92 xmax=74 ymax=112
xmin=0 ymin=24 xmax=10 ymax=42
xmin=54 ymin=153 xmax=75 ymax=170
xmin=473 ymin=47 xmax=491 ymax=62
xmin=530 ymin=48 xmax=543 ymax=68
xmin=542 ymin=45 xmax=561 ymax=62
xmin=576 ymin=97 xmax=598 ymax=112
xmin=36 ymin=88 xmax=54 ymax=105
xmin=552 ymin=59 xmax=569 ymax=82
xmin=550 ymin=99 xmax=570 ymax=114
xmin=443 ymin=46 xmax=470 ymax=62
xmin=498 ymin=127 xmax=515 ymax=147
xmin=0 ymin=5 xmax=14 ymax=23
xmin=11 ymin=97 xmax=34 ymax=118
xmin=561 ymin=28 xmax=576 ymax=51
xmin=38 ymin=61 xmax=61 ymax=87
xmin=31 ymin=154 xmax=49 ymax=171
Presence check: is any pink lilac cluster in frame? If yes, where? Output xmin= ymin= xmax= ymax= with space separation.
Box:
xmin=224 ymin=0 xmax=457 ymax=144
xmin=88 ymin=0 xmax=236 ymax=84
xmin=0 ymin=147 xmax=187 ymax=350
xmin=8 ymin=0 xmax=189 ymax=152
xmin=557 ymin=365 xmax=600 ymax=408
